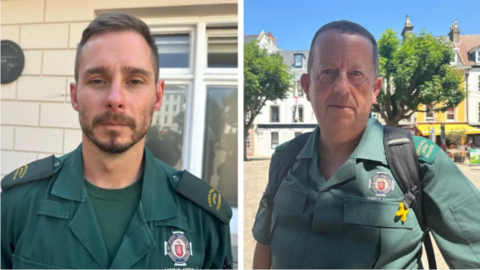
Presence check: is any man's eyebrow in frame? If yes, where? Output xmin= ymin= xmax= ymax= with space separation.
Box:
xmin=84 ymin=66 xmax=110 ymax=77
xmin=121 ymin=66 xmax=151 ymax=77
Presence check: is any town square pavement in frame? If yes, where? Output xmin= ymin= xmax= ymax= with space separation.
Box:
xmin=243 ymin=159 xmax=480 ymax=269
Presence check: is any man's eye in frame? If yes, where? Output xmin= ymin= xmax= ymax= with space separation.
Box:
xmin=129 ymin=80 xmax=142 ymax=85
xmin=90 ymin=80 xmax=105 ymax=85
xmin=352 ymin=71 xmax=362 ymax=76
xmin=323 ymin=69 xmax=333 ymax=74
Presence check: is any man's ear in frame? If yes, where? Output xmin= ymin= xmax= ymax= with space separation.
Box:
xmin=154 ymin=79 xmax=165 ymax=112
xmin=300 ymin=73 xmax=311 ymax=101
xmin=70 ymin=82 xmax=79 ymax=111
xmin=372 ymin=77 xmax=382 ymax=104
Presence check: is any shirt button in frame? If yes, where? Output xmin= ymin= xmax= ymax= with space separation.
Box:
xmin=54 ymin=161 xmax=60 ymax=167
xmin=173 ymin=175 xmax=179 ymax=181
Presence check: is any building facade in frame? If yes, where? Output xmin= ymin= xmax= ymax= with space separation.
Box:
xmin=408 ymin=18 xmax=480 ymax=146
xmin=245 ymin=32 xmax=317 ymax=157
xmin=1 ymin=0 xmax=238 ymax=264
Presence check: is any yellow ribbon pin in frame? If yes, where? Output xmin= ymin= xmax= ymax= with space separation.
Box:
xmin=396 ymin=202 xmax=409 ymax=222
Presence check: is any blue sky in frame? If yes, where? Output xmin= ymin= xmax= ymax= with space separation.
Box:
xmin=244 ymin=0 xmax=479 ymax=50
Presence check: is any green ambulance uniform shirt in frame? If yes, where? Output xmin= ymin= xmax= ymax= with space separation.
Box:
xmin=252 ymin=118 xmax=480 ymax=269
xmin=1 ymin=144 xmax=233 ymax=269
xmin=85 ymin=176 xmax=143 ymax=264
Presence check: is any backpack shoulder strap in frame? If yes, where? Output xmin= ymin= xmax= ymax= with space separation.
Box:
xmin=261 ymin=132 xmax=311 ymax=209
xmin=383 ymin=126 xmax=437 ymax=269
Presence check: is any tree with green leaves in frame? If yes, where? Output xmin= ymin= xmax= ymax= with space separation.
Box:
xmin=244 ymin=40 xmax=294 ymax=160
xmin=373 ymin=29 xmax=464 ymax=126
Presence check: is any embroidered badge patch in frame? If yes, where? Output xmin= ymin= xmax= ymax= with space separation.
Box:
xmin=369 ymin=173 xmax=394 ymax=196
xmin=165 ymin=232 xmax=192 ymax=266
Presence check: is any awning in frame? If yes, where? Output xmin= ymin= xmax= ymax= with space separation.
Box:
xmin=416 ymin=124 xmax=480 ymax=136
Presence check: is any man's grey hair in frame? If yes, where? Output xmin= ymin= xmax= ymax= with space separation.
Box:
xmin=74 ymin=12 xmax=159 ymax=83
xmin=307 ymin=20 xmax=379 ymax=78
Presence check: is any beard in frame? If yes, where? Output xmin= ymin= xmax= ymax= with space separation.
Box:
xmin=79 ymin=106 xmax=154 ymax=154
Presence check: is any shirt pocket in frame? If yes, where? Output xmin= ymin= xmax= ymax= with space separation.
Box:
xmin=343 ymin=199 xmax=414 ymax=229
xmin=270 ymin=184 xmax=307 ymax=268
xmin=340 ymin=199 xmax=415 ymax=269
xmin=450 ymin=193 xmax=480 ymax=256
xmin=12 ymin=255 xmax=68 ymax=269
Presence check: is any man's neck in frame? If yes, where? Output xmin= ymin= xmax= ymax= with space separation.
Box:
xmin=82 ymin=136 xmax=145 ymax=189
xmin=318 ymin=128 xmax=364 ymax=180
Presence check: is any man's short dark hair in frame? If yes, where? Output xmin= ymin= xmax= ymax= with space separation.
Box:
xmin=307 ymin=20 xmax=379 ymax=78
xmin=74 ymin=12 xmax=159 ymax=83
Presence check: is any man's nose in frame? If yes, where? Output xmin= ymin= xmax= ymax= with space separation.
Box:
xmin=332 ymin=72 xmax=350 ymax=95
xmin=105 ymin=82 xmax=125 ymax=111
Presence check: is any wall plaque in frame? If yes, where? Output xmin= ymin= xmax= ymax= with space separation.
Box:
xmin=1 ymin=40 xmax=25 ymax=84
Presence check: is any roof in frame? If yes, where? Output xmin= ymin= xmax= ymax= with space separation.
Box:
xmin=453 ymin=35 xmax=480 ymax=65
xmin=279 ymin=50 xmax=309 ymax=68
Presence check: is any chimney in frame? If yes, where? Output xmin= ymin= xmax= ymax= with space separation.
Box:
xmin=449 ymin=20 xmax=461 ymax=43
xmin=401 ymin=15 xmax=414 ymax=41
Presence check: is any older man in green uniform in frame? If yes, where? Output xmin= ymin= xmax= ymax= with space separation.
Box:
xmin=252 ymin=21 xmax=480 ymax=269
xmin=1 ymin=12 xmax=233 ymax=269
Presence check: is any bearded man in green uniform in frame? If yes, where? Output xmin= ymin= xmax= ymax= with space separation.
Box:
xmin=1 ymin=12 xmax=233 ymax=269
xmin=252 ymin=20 xmax=480 ymax=269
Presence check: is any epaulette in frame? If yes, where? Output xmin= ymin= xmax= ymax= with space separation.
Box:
xmin=412 ymin=136 xmax=440 ymax=164
xmin=1 ymin=155 xmax=63 ymax=191
xmin=169 ymin=170 xmax=232 ymax=225
xmin=274 ymin=141 xmax=289 ymax=152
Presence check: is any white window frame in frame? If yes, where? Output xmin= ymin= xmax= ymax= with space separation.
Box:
xmin=478 ymin=102 xmax=480 ymax=123
xmin=477 ymin=51 xmax=480 ymax=63
xmin=478 ymin=75 xmax=480 ymax=92
xmin=294 ymin=54 xmax=303 ymax=68
xmin=425 ymin=105 xmax=435 ymax=122
xmin=446 ymin=107 xmax=455 ymax=122
xmin=271 ymin=132 xmax=279 ymax=149
xmin=161 ymin=81 xmax=193 ymax=170
xmin=150 ymin=26 xmax=196 ymax=76
xmin=205 ymin=28 xmax=239 ymax=75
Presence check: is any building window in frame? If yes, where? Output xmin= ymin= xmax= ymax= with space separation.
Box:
xmin=426 ymin=105 xmax=434 ymax=122
xmin=271 ymin=132 xmax=279 ymax=149
xmin=478 ymin=75 xmax=480 ymax=91
xmin=292 ymin=105 xmax=304 ymax=122
xmin=173 ymin=105 xmax=177 ymax=113
xmin=294 ymin=80 xmax=304 ymax=97
xmin=202 ymin=86 xmax=238 ymax=206
xmin=477 ymin=52 xmax=480 ymax=63
xmin=165 ymin=105 xmax=169 ymax=112
xmin=246 ymin=134 xmax=250 ymax=149
xmin=294 ymin=54 xmax=303 ymax=68
xmin=446 ymin=107 xmax=455 ymax=121
xmin=146 ymin=85 xmax=187 ymax=170
xmin=478 ymin=103 xmax=480 ymax=122
xmin=270 ymin=106 xmax=280 ymax=122
xmin=294 ymin=132 xmax=302 ymax=137
xmin=208 ymin=36 xmax=238 ymax=68
xmin=154 ymin=34 xmax=190 ymax=68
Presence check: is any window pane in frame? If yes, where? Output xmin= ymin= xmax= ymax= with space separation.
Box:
xmin=154 ymin=35 xmax=190 ymax=68
xmin=271 ymin=106 xmax=279 ymax=122
xmin=202 ymin=86 xmax=238 ymax=206
xmin=146 ymin=85 xmax=187 ymax=169
xmin=271 ymin=132 xmax=279 ymax=149
xmin=299 ymin=106 xmax=304 ymax=122
xmin=208 ymin=37 xmax=238 ymax=68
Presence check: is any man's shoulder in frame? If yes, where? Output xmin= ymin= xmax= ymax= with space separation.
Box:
xmin=273 ymin=132 xmax=312 ymax=154
xmin=412 ymin=136 xmax=441 ymax=164
xmin=167 ymin=169 xmax=233 ymax=225
xmin=1 ymin=155 xmax=66 ymax=192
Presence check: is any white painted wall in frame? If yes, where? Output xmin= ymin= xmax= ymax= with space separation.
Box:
xmin=467 ymin=67 xmax=480 ymax=125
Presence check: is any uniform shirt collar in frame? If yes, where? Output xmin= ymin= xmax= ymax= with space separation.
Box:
xmin=51 ymin=144 xmax=179 ymax=221
xmin=296 ymin=118 xmax=388 ymax=166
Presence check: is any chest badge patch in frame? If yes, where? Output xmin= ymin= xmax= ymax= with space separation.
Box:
xmin=165 ymin=231 xmax=192 ymax=266
xmin=369 ymin=173 xmax=394 ymax=196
